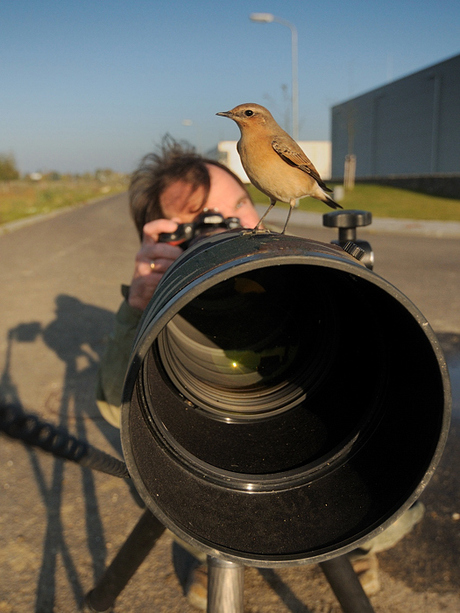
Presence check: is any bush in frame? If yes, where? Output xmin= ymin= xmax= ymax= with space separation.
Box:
xmin=0 ymin=154 xmax=20 ymax=181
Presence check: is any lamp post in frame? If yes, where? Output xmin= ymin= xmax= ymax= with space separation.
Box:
xmin=250 ymin=12 xmax=299 ymax=140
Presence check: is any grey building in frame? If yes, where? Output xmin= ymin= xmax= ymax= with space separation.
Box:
xmin=331 ymin=53 xmax=460 ymax=191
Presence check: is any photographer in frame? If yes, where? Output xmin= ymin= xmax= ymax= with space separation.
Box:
xmin=96 ymin=136 xmax=260 ymax=430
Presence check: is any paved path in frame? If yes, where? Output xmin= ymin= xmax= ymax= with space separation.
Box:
xmin=0 ymin=194 xmax=459 ymax=612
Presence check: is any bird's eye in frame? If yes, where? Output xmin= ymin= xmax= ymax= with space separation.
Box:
xmin=244 ymin=110 xmax=254 ymax=117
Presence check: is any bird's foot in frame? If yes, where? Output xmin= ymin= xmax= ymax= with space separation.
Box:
xmin=246 ymin=227 xmax=272 ymax=236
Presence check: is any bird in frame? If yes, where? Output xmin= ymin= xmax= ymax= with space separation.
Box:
xmin=216 ymin=103 xmax=342 ymax=233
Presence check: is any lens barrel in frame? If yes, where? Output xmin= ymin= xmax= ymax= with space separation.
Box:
xmin=121 ymin=230 xmax=451 ymax=566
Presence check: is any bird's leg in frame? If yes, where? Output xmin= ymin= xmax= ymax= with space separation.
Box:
xmin=281 ymin=201 xmax=295 ymax=234
xmin=253 ymin=199 xmax=276 ymax=233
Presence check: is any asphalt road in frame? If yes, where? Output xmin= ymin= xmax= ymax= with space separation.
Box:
xmin=0 ymin=193 xmax=459 ymax=612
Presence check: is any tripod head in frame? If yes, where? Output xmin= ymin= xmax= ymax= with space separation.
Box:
xmin=121 ymin=229 xmax=451 ymax=567
xmin=323 ymin=209 xmax=374 ymax=270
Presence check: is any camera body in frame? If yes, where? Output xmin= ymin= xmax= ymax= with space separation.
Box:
xmin=158 ymin=209 xmax=241 ymax=250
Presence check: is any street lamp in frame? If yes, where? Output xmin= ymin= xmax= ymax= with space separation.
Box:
xmin=250 ymin=12 xmax=299 ymax=140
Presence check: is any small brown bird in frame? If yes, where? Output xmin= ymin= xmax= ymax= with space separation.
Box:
xmin=217 ymin=103 xmax=341 ymax=233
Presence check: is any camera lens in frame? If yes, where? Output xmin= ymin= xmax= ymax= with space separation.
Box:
xmin=142 ymin=263 xmax=384 ymax=479
xmin=123 ymin=232 xmax=450 ymax=563
xmin=157 ymin=271 xmax=333 ymax=420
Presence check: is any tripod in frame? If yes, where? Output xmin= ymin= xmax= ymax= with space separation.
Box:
xmin=84 ymin=507 xmax=375 ymax=613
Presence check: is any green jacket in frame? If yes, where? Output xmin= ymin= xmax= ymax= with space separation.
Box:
xmin=96 ymin=297 xmax=143 ymax=428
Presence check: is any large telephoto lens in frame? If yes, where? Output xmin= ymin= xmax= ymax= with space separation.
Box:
xmin=122 ymin=231 xmax=451 ymax=565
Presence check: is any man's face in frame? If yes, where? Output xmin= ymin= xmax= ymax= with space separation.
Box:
xmin=160 ymin=164 xmax=260 ymax=229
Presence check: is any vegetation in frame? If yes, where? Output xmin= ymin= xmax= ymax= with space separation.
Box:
xmin=0 ymin=154 xmax=20 ymax=182
xmin=246 ymin=183 xmax=460 ymax=222
xmin=0 ymin=173 xmax=129 ymax=226
xmin=1 ymin=170 xmax=459 ymax=227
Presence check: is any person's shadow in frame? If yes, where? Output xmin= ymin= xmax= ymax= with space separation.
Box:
xmin=0 ymin=294 xmax=125 ymax=611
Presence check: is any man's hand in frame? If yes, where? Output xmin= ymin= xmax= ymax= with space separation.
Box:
xmin=128 ymin=218 xmax=183 ymax=311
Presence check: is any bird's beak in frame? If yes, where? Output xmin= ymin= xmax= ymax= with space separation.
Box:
xmin=216 ymin=111 xmax=231 ymax=118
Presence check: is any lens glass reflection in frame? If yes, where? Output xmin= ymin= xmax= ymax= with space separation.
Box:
xmin=157 ymin=269 xmax=333 ymax=420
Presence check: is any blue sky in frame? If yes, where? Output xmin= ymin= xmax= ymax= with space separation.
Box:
xmin=2 ymin=0 xmax=459 ymax=174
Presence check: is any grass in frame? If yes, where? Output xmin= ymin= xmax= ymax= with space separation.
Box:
xmin=1 ymin=178 xmax=459 ymax=226
xmin=0 ymin=176 xmax=129 ymax=226
xmin=245 ymin=183 xmax=460 ymax=222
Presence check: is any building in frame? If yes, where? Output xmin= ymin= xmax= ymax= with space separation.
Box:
xmin=208 ymin=140 xmax=332 ymax=183
xmin=331 ymin=53 xmax=460 ymax=195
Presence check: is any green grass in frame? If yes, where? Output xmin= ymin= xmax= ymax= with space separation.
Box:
xmin=246 ymin=183 xmax=460 ymax=222
xmin=0 ymin=177 xmax=129 ymax=226
xmin=1 ymin=178 xmax=460 ymax=226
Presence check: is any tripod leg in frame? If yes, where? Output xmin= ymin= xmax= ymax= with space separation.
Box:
xmin=85 ymin=509 xmax=165 ymax=612
xmin=207 ymin=557 xmax=244 ymax=613
xmin=319 ymin=555 xmax=375 ymax=613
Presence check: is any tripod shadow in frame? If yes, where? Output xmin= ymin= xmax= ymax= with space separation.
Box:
xmin=258 ymin=569 xmax=313 ymax=613
xmin=0 ymin=294 xmax=122 ymax=611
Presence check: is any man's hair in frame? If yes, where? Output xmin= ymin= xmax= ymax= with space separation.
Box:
xmin=129 ymin=135 xmax=250 ymax=239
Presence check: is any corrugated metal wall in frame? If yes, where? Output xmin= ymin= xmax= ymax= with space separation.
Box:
xmin=331 ymin=54 xmax=460 ymax=180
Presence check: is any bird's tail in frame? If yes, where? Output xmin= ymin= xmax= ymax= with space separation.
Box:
xmin=319 ymin=189 xmax=342 ymax=210
xmin=311 ymin=182 xmax=342 ymax=210
xmin=324 ymin=193 xmax=342 ymax=210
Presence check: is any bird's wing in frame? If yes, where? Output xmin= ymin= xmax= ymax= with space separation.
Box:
xmin=272 ymin=138 xmax=331 ymax=192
